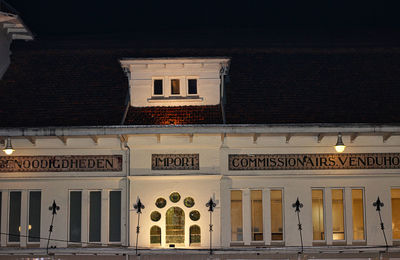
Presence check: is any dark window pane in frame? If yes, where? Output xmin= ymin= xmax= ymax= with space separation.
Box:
xmin=190 ymin=225 xmax=200 ymax=244
xmin=154 ymin=80 xmax=163 ymax=95
xmin=171 ymin=79 xmax=180 ymax=95
xmin=28 ymin=191 xmax=41 ymax=242
xmin=89 ymin=191 xmax=101 ymax=242
xmin=150 ymin=226 xmax=161 ymax=245
xmin=9 ymin=191 xmax=21 ymax=242
xmin=188 ymin=79 xmax=197 ymax=95
xmin=166 ymin=207 xmax=184 ymax=244
xmin=109 ymin=191 xmax=121 ymax=242
xmin=69 ymin=191 xmax=82 ymax=242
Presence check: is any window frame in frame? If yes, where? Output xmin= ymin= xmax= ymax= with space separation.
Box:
xmin=311 ymin=188 xmax=326 ymax=243
xmin=7 ymin=190 xmax=22 ymax=244
xmin=331 ymin=188 xmax=346 ymax=242
xmin=351 ymin=188 xmax=366 ymax=242
xmin=392 ymin=187 xmax=400 ymax=241
xmin=27 ymin=190 xmax=41 ymax=244
xmin=108 ymin=190 xmax=122 ymax=244
xmin=186 ymin=77 xmax=199 ymax=96
xmin=250 ymin=189 xmax=264 ymax=242
xmin=170 ymin=78 xmax=181 ymax=96
xmin=88 ymin=190 xmax=102 ymax=243
xmin=270 ymin=188 xmax=285 ymax=242
xmin=230 ymin=189 xmax=244 ymax=244
xmin=68 ymin=190 xmax=83 ymax=245
xmin=152 ymin=78 xmax=164 ymax=96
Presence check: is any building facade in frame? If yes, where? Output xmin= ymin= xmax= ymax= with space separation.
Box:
xmin=2 ymin=5 xmax=400 ymax=260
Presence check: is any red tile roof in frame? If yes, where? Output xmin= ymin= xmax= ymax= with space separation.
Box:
xmin=124 ymin=105 xmax=222 ymax=125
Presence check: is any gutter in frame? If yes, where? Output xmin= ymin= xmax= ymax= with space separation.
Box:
xmin=1 ymin=123 xmax=400 ymax=137
xmin=120 ymin=136 xmax=131 ymax=247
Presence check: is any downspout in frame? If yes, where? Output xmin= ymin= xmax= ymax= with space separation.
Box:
xmin=220 ymin=66 xmax=226 ymax=124
xmin=120 ymin=136 xmax=130 ymax=248
xmin=120 ymin=67 xmax=131 ymax=125
xmin=219 ymin=62 xmax=229 ymax=124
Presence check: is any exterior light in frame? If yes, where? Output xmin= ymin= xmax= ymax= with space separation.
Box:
xmin=3 ymin=137 xmax=15 ymax=155
xmin=334 ymin=133 xmax=346 ymax=153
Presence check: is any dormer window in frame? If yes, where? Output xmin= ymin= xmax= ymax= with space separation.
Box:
xmin=120 ymin=57 xmax=230 ymax=107
xmin=187 ymin=79 xmax=197 ymax=95
xmin=171 ymin=79 xmax=180 ymax=95
xmin=153 ymin=79 xmax=163 ymax=95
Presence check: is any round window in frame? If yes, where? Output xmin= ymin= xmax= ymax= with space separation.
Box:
xmin=155 ymin=198 xmax=167 ymax=208
xmin=150 ymin=211 xmax=161 ymax=222
xmin=184 ymin=197 xmax=195 ymax=208
xmin=169 ymin=192 xmax=181 ymax=203
xmin=189 ymin=210 xmax=200 ymax=221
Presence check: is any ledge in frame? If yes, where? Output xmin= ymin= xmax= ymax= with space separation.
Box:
xmin=147 ymin=96 xmax=203 ymax=103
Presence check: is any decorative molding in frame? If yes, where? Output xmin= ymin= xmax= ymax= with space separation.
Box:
xmin=152 ymin=154 xmax=199 ymax=170
xmin=0 ymin=155 xmax=123 ymax=172
xmin=229 ymin=153 xmax=400 ymax=171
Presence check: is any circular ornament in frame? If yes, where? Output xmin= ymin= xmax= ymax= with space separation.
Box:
xmin=150 ymin=211 xmax=161 ymax=222
xmin=184 ymin=197 xmax=195 ymax=208
xmin=189 ymin=210 xmax=200 ymax=221
xmin=155 ymin=198 xmax=167 ymax=208
xmin=169 ymin=192 xmax=181 ymax=203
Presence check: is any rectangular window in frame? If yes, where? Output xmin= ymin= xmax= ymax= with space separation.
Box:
xmin=28 ymin=191 xmax=41 ymax=243
xmin=89 ymin=191 xmax=101 ymax=242
xmin=270 ymin=190 xmax=283 ymax=241
xmin=188 ymin=79 xmax=197 ymax=95
xmin=392 ymin=189 xmax=400 ymax=240
xmin=352 ymin=189 xmax=365 ymax=240
xmin=153 ymin=79 xmax=163 ymax=95
xmin=231 ymin=190 xmax=243 ymax=241
xmin=69 ymin=191 xmax=82 ymax=242
xmin=332 ymin=189 xmax=345 ymax=241
xmin=109 ymin=191 xmax=121 ymax=242
xmin=171 ymin=79 xmax=180 ymax=95
xmin=251 ymin=190 xmax=263 ymax=241
xmin=9 ymin=191 xmax=21 ymax=242
xmin=312 ymin=189 xmax=325 ymax=241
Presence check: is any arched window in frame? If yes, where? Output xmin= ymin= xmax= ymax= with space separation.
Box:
xmin=190 ymin=225 xmax=201 ymax=245
xmin=150 ymin=226 xmax=161 ymax=245
xmin=166 ymin=207 xmax=184 ymax=244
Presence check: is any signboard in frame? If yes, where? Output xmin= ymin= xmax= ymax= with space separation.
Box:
xmin=229 ymin=153 xmax=400 ymax=171
xmin=152 ymin=154 xmax=199 ymax=170
xmin=0 ymin=155 xmax=123 ymax=172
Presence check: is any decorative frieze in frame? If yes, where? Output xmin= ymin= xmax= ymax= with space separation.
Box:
xmin=152 ymin=154 xmax=199 ymax=170
xmin=229 ymin=153 xmax=400 ymax=170
xmin=0 ymin=155 xmax=123 ymax=172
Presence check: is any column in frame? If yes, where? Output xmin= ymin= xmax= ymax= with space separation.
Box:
xmin=263 ymin=188 xmax=271 ymax=245
xmin=243 ymin=189 xmax=251 ymax=245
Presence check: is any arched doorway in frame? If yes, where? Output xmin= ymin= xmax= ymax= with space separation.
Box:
xmin=166 ymin=207 xmax=184 ymax=244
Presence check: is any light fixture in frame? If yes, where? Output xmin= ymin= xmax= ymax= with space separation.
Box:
xmin=3 ymin=137 xmax=15 ymax=155
xmin=334 ymin=133 xmax=346 ymax=153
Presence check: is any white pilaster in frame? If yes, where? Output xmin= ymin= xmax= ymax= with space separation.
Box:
xmin=243 ymin=189 xmax=251 ymax=245
xmin=325 ymin=187 xmax=333 ymax=245
xmin=82 ymin=190 xmax=89 ymax=246
xmin=263 ymin=188 xmax=271 ymax=245
xmin=20 ymin=190 xmax=27 ymax=247
xmin=345 ymin=187 xmax=353 ymax=245
xmin=101 ymin=189 xmax=109 ymax=245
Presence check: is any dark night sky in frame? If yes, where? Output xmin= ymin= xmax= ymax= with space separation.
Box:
xmin=4 ymin=0 xmax=400 ymax=41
